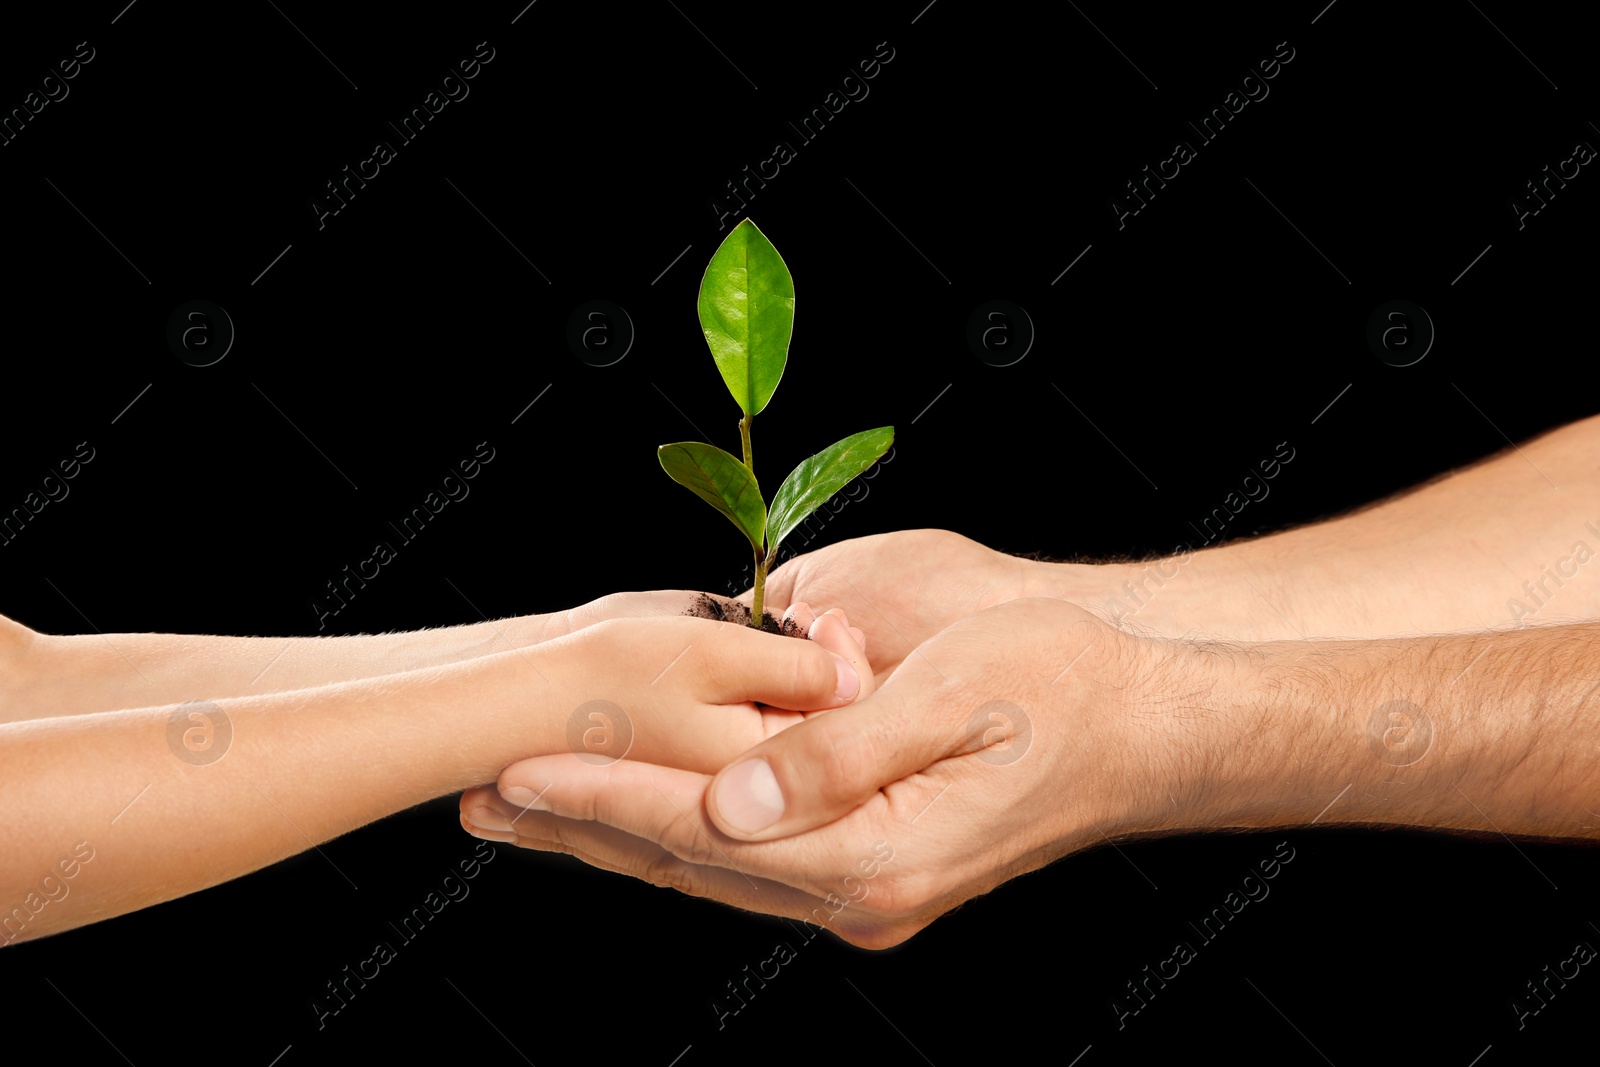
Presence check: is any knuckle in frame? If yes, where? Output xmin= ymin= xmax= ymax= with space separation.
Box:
xmin=813 ymin=726 xmax=877 ymax=803
xmin=790 ymin=647 xmax=835 ymax=700
xmin=582 ymin=773 xmax=630 ymax=826
xmin=870 ymin=869 xmax=935 ymax=920
xmin=661 ymin=807 xmax=719 ymax=867
xmin=519 ymin=824 xmax=577 ymax=857
xmin=521 ymin=835 xmax=573 ymax=856
xmin=583 ymin=617 xmax=658 ymax=668
xmin=545 ymin=818 xmax=582 ymax=853
xmin=641 ymin=853 xmax=698 ymax=895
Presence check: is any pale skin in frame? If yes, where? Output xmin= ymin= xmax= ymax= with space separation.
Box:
xmin=0 ymin=593 xmax=868 ymax=945
xmin=2 ymin=591 xmax=711 ymax=723
xmin=464 ymin=414 xmax=1600 ymax=947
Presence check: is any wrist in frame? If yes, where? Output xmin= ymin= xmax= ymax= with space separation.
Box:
xmin=1041 ymin=546 xmax=1338 ymax=643
xmin=1091 ymin=630 xmax=1270 ymax=838
xmin=505 ymin=611 xmax=556 ymax=648
xmin=0 ymin=616 xmax=39 ymax=721
xmin=1091 ymin=628 xmax=1381 ymax=838
xmin=1034 ymin=557 xmax=1146 ymax=625
xmin=411 ymin=641 xmax=567 ymax=785
xmin=1141 ymin=637 xmax=1356 ymax=833
xmin=527 ymin=591 xmax=706 ymax=646
xmin=1035 ymin=552 xmax=1232 ymax=637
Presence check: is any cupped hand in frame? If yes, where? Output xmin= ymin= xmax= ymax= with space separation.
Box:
xmin=465 ymin=598 xmax=1191 ymax=947
xmin=462 ymin=603 xmax=877 ymax=820
xmin=744 ymin=529 xmax=1059 ymax=683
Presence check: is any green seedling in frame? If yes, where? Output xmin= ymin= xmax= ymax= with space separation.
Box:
xmin=659 ymin=218 xmax=893 ymax=627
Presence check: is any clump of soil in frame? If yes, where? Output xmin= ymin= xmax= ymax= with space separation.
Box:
xmin=685 ymin=593 xmax=808 ymax=638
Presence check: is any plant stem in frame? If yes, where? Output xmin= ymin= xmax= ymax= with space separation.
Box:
xmin=751 ymin=547 xmax=769 ymax=628
xmin=741 ymin=412 xmax=762 ymax=627
xmin=750 ymin=546 xmax=780 ymax=628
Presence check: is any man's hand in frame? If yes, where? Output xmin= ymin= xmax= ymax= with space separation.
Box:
xmin=754 ymin=415 xmax=1600 ymax=650
xmin=466 ymin=594 xmax=1600 ymax=947
xmin=462 ymin=598 xmax=1181 ymax=947
xmin=746 ymin=529 xmax=1060 ymax=683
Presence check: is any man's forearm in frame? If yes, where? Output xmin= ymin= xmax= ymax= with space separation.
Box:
xmin=1135 ymin=621 xmax=1600 ymax=843
xmin=1049 ymin=414 xmax=1600 ymax=641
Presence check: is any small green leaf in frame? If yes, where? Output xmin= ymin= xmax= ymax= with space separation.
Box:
xmin=765 ymin=426 xmax=894 ymax=554
xmin=658 ymin=441 xmax=767 ymax=553
xmin=697 ymin=218 xmax=795 ymax=417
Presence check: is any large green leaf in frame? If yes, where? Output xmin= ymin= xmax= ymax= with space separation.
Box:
xmin=658 ymin=441 xmax=767 ymax=553
xmin=697 ymin=218 xmax=795 ymax=416
xmin=765 ymin=426 xmax=894 ymax=554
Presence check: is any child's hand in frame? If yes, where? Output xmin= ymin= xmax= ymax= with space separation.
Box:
xmin=460 ymin=602 xmax=872 ymax=838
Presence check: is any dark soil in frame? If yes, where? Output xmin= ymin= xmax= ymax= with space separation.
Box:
xmin=685 ymin=592 xmax=808 ymax=638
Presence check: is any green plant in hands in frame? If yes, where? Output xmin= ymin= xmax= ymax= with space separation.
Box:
xmin=659 ymin=219 xmax=893 ymax=628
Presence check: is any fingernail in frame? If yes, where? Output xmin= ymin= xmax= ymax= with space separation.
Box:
xmin=500 ymin=786 xmax=546 ymax=810
xmin=716 ymin=758 xmax=785 ymax=833
xmin=466 ymin=808 xmax=514 ymax=833
xmin=834 ymin=654 xmax=860 ymax=703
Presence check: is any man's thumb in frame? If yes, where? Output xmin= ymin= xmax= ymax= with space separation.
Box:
xmin=706 ymin=688 xmax=950 ymax=841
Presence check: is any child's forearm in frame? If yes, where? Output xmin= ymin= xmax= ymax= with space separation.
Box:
xmin=1 ymin=590 xmax=699 ymax=723
xmin=6 ymin=616 xmax=546 ymax=722
xmin=1 ymin=647 xmax=554 ymax=944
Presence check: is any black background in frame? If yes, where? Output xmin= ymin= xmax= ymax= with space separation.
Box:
xmin=2 ymin=2 xmax=1597 ymax=1064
